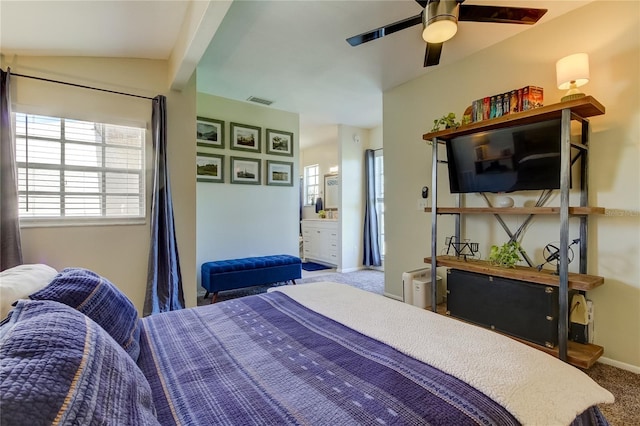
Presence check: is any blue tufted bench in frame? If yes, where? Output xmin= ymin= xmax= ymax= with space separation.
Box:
xmin=201 ymin=254 xmax=302 ymax=303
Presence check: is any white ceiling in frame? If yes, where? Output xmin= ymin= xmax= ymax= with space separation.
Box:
xmin=0 ymin=0 xmax=592 ymax=147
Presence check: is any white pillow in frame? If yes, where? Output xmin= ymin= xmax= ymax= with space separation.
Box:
xmin=0 ymin=264 xmax=58 ymax=319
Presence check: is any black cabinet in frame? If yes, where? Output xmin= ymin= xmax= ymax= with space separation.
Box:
xmin=447 ymin=269 xmax=560 ymax=348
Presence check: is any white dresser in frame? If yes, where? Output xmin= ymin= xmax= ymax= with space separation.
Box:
xmin=301 ymin=219 xmax=339 ymax=267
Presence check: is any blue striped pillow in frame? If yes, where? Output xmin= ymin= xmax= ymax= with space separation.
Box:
xmin=30 ymin=267 xmax=141 ymax=361
xmin=0 ymin=299 xmax=159 ymax=425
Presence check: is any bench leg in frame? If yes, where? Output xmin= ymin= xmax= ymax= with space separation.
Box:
xmin=211 ymin=292 xmax=219 ymax=304
xmin=204 ymin=291 xmax=210 ymax=299
xmin=291 ymin=279 xmax=296 ymax=285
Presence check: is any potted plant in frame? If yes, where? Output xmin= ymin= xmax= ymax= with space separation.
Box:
xmin=431 ymin=112 xmax=460 ymax=132
xmin=489 ymin=241 xmax=524 ymax=268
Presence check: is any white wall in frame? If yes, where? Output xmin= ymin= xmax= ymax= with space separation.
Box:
xmin=1 ymin=55 xmax=197 ymax=312
xmin=195 ymin=93 xmax=300 ymax=284
xmin=383 ymin=0 xmax=640 ymax=369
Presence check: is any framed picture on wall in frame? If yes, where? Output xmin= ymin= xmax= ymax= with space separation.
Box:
xmin=197 ymin=117 xmax=224 ymax=148
xmin=266 ymin=160 xmax=293 ymax=186
xmin=230 ymin=156 xmax=261 ymax=185
xmin=266 ymin=129 xmax=294 ymax=157
xmin=230 ymin=122 xmax=261 ymax=153
xmin=196 ymin=152 xmax=224 ymax=183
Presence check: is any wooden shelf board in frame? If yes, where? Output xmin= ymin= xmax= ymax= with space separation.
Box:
xmin=424 ymin=256 xmax=604 ymax=291
xmin=422 ymin=96 xmax=605 ymax=142
xmin=512 ymin=336 xmax=604 ymax=369
xmin=430 ymin=304 xmax=603 ymax=368
xmin=425 ymin=206 xmax=605 ymax=215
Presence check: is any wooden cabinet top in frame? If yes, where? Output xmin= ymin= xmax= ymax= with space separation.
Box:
xmin=422 ymin=96 xmax=605 ymax=142
xmin=425 ymin=255 xmax=604 ymax=291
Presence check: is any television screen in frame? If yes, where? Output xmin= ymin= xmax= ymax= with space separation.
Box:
xmin=446 ymin=119 xmax=562 ymax=193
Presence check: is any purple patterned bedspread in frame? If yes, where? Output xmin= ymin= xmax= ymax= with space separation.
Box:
xmin=137 ymin=292 xmax=607 ymax=425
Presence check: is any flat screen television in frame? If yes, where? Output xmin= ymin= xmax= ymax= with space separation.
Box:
xmin=445 ymin=119 xmax=563 ymax=193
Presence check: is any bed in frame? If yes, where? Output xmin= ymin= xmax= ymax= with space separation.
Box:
xmin=1 ymin=266 xmax=613 ymax=425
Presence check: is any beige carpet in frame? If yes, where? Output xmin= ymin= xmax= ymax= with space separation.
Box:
xmin=584 ymin=362 xmax=640 ymax=425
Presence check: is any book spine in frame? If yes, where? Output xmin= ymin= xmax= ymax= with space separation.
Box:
xmin=509 ymin=90 xmax=518 ymax=114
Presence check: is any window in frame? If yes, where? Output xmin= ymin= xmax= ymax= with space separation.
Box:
xmin=374 ymin=150 xmax=385 ymax=258
xmin=15 ymin=113 xmax=145 ymax=224
xmin=304 ymin=164 xmax=319 ymax=206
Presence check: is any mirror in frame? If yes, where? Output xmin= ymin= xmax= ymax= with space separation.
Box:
xmin=324 ymin=174 xmax=339 ymax=210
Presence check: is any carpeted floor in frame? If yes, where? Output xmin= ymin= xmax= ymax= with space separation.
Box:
xmin=582 ymin=362 xmax=640 ymax=425
xmin=196 ymin=269 xmax=638 ymax=424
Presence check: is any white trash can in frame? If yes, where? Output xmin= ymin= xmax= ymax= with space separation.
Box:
xmin=412 ymin=276 xmax=443 ymax=309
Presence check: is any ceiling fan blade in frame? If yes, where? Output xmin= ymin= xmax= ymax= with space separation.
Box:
xmin=424 ymin=42 xmax=443 ymax=67
xmin=346 ymin=13 xmax=422 ymax=46
xmin=459 ymin=5 xmax=547 ymax=24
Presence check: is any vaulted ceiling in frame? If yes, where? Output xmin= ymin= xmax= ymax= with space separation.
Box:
xmin=1 ymin=0 xmax=592 ymax=147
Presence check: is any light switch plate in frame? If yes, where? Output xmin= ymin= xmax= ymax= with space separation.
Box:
xmin=417 ymin=198 xmax=429 ymax=210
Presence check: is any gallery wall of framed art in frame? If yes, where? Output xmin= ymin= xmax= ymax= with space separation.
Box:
xmin=195 ymin=115 xmax=295 ymax=187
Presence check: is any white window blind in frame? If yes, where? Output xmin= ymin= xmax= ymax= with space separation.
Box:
xmin=15 ymin=113 xmax=145 ymax=223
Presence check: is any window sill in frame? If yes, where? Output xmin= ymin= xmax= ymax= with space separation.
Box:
xmin=19 ymin=217 xmax=146 ymax=228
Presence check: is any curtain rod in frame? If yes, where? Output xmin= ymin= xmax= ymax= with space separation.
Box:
xmin=10 ymin=71 xmax=154 ymax=101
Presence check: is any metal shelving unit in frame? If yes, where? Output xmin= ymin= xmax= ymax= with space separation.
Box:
xmin=423 ymin=97 xmax=605 ymax=364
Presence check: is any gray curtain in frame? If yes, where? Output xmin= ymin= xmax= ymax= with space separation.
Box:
xmin=144 ymin=95 xmax=184 ymax=315
xmin=363 ymin=149 xmax=381 ymax=266
xmin=0 ymin=68 xmax=23 ymax=271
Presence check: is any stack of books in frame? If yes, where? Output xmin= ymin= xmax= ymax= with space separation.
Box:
xmin=471 ymin=86 xmax=543 ymax=123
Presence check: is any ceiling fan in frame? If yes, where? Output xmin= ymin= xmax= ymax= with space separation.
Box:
xmin=346 ymin=0 xmax=547 ymax=67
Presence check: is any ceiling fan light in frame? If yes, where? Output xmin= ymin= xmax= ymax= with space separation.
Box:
xmin=422 ymin=19 xmax=458 ymax=43
xmin=422 ymin=0 xmax=460 ymax=44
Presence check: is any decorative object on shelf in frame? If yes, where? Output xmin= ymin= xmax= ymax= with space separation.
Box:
xmin=197 ymin=117 xmax=224 ymax=149
xmin=266 ymin=160 xmax=293 ymax=186
xmin=266 ymin=129 xmax=294 ymax=157
xmin=230 ymin=122 xmax=261 ymax=153
xmin=196 ymin=152 xmax=224 ymax=183
xmin=556 ymin=53 xmax=589 ymax=102
xmin=537 ymin=239 xmax=580 ymax=274
xmin=495 ymin=195 xmax=514 ymax=208
xmin=489 ymin=241 xmax=524 ymax=268
xmin=445 ymin=236 xmax=479 ymax=261
xmin=431 ymin=112 xmax=460 ymax=132
xmin=318 ymin=210 xmax=327 ymax=219
xmin=230 ymin=156 xmax=261 ymax=185
xmin=462 ymin=105 xmax=473 ymax=125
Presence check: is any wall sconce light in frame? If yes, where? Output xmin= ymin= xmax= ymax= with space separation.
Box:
xmin=556 ymin=53 xmax=590 ymax=102
xmin=422 ymin=0 xmax=459 ymax=44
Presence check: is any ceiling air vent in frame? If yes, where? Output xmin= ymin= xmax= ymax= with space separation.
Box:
xmin=247 ymin=96 xmax=274 ymax=106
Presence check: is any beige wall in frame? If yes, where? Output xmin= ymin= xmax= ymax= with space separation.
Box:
xmin=300 ymin=127 xmax=339 ymax=220
xmin=195 ymin=93 xmax=300 ymax=283
xmin=338 ymin=125 xmax=367 ymax=272
xmin=301 ymin=125 xmax=382 ymax=272
xmin=383 ymin=0 xmax=639 ymax=370
xmin=1 ymin=56 xmax=197 ymax=312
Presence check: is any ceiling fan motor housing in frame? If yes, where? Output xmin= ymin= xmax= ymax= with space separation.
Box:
xmin=423 ymin=0 xmax=460 ymax=43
